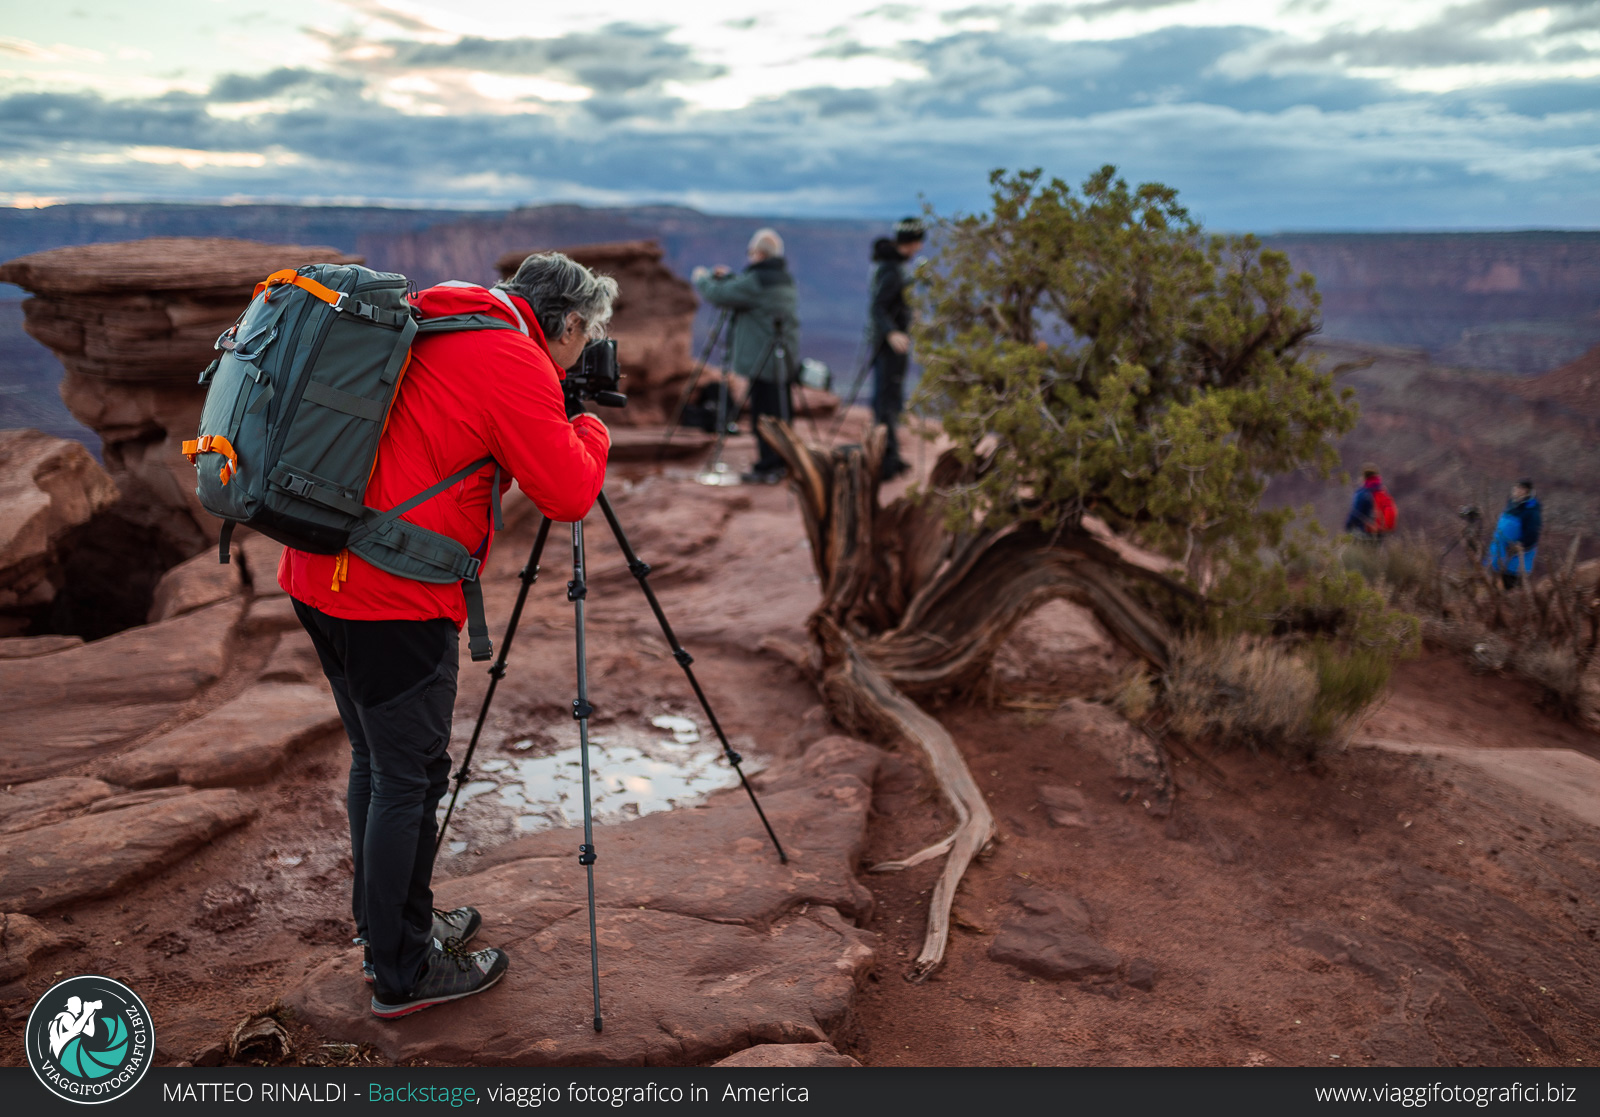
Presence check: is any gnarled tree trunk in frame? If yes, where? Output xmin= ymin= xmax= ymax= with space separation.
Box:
xmin=761 ymin=419 xmax=1187 ymax=979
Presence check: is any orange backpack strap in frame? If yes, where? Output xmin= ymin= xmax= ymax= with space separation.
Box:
xmin=181 ymin=434 xmax=240 ymax=485
xmin=254 ymin=269 xmax=346 ymax=309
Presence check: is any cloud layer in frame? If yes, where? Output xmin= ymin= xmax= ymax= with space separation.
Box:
xmin=1 ymin=2 xmax=1596 ymax=227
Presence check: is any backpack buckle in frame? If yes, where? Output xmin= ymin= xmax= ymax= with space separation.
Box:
xmin=462 ymin=556 xmax=482 ymax=582
xmin=331 ymin=291 xmax=349 ymax=313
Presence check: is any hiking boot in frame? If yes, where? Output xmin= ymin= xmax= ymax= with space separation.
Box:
xmin=359 ymin=907 xmax=482 ymax=983
xmin=370 ymin=938 xmax=509 ymax=1019
xmin=739 ymin=467 xmax=785 ymax=485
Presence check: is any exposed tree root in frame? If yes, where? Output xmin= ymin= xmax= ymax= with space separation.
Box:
xmin=761 ymin=418 xmax=1184 ymax=979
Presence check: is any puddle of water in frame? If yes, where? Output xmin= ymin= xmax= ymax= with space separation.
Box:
xmin=438 ymin=713 xmax=751 ymax=856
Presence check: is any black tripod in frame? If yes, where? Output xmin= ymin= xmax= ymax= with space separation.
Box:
xmin=658 ymin=307 xmax=733 ymax=460
xmin=699 ymin=317 xmax=795 ymax=481
xmin=826 ymin=335 xmax=887 ymax=445
xmin=434 ymin=492 xmax=788 ymax=1031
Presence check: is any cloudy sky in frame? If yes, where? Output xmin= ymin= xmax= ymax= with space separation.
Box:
xmin=2 ymin=0 xmax=1596 ymax=228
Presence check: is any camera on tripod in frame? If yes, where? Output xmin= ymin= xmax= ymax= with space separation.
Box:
xmin=566 ymin=339 xmax=627 ymax=409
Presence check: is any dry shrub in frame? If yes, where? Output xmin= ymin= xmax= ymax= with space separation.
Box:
xmin=1165 ymin=634 xmax=1390 ymax=759
xmin=1515 ymin=644 xmax=1581 ymax=712
xmin=1166 ymin=634 xmax=1318 ymax=756
xmin=1111 ymin=665 xmax=1155 ymax=722
xmin=1341 ymin=535 xmax=1445 ymax=611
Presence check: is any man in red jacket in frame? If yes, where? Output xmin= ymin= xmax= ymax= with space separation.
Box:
xmin=280 ymin=253 xmax=614 ymax=1018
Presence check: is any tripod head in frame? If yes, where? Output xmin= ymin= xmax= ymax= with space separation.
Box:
xmin=565 ymin=339 xmax=627 ymax=409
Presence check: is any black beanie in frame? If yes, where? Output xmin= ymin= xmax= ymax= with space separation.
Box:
xmin=895 ymin=217 xmax=926 ymax=244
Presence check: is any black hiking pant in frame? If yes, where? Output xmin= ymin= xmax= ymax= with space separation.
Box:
xmin=293 ymin=600 xmax=459 ymax=997
xmin=748 ymin=378 xmax=792 ymax=473
xmin=872 ymin=345 xmax=909 ymax=477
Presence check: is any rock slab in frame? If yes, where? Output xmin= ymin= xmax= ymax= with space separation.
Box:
xmin=989 ymin=887 xmax=1121 ymax=981
xmin=0 ymin=600 xmax=242 ymax=782
xmin=713 ymin=1042 xmax=860 ymax=1067
xmin=147 ymin=550 xmax=243 ymax=623
xmin=0 ymin=595 xmax=240 ymax=777
xmin=0 ymin=789 xmax=257 ymax=914
xmin=103 ymin=683 xmax=341 ymax=789
xmin=0 ymin=912 xmax=66 ymax=983
xmin=0 ymin=778 xmax=115 ymax=835
xmin=0 ymin=429 xmax=119 ymax=625
xmin=285 ymin=736 xmax=885 ymax=1066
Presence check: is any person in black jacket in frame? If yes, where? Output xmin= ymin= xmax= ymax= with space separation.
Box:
xmin=868 ymin=217 xmax=924 ymax=481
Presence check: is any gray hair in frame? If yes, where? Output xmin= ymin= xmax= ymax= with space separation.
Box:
xmin=498 ymin=252 xmax=618 ymax=342
xmin=747 ymin=228 xmax=784 ymax=259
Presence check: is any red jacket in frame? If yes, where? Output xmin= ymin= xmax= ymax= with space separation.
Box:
xmin=279 ymin=284 xmax=610 ymax=624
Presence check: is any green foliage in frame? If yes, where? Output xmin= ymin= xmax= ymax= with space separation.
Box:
xmin=914 ymin=167 xmax=1358 ymax=574
xmin=1306 ymin=643 xmax=1394 ymax=743
xmin=1214 ymin=537 xmax=1422 ymax=658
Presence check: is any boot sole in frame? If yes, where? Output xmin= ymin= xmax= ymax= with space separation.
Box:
xmin=369 ymin=965 xmax=507 ymax=1019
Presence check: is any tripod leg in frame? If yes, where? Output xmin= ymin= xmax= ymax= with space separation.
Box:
xmin=659 ymin=309 xmax=729 ymax=460
xmin=568 ymin=520 xmax=604 ymax=1033
xmin=435 ymin=517 xmax=553 ymax=858
xmin=595 ymin=491 xmax=789 ymax=863
xmin=702 ymin=331 xmax=781 ymax=480
xmin=827 ymin=338 xmax=886 ymax=444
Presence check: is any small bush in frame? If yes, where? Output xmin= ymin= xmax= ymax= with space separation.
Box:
xmin=1306 ymin=643 xmax=1393 ymax=743
xmin=1515 ymin=644 xmax=1581 ymax=711
xmin=1111 ymin=666 xmax=1155 ymax=722
xmin=1165 ymin=633 xmax=1390 ymax=759
xmin=1165 ymin=634 xmax=1319 ymax=757
xmin=1340 ymin=535 xmax=1442 ymax=610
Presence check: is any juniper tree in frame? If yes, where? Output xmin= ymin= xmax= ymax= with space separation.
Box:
xmin=763 ymin=166 xmax=1406 ymax=980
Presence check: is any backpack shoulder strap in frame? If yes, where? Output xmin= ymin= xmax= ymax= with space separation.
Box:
xmin=346 ymin=456 xmax=496 ymax=547
xmin=414 ymin=312 xmax=523 ymax=335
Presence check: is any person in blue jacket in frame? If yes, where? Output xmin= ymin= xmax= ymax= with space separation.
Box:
xmin=1484 ymin=479 xmax=1542 ymax=590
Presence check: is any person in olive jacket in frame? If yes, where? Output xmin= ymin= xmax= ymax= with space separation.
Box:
xmin=693 ymin=229 xmax=801 ymax=483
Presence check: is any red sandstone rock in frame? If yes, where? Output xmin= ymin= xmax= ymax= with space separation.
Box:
xmin=259 ymin=630 xmax=323 ymax=685
xmin=0 ymin=788 xmax=257 ymax=914
xmin=102 ymin=683 xmax=341 ymax=789
xmin=713 ymin=1042 xmax=861 ymax=1067
xmin=0 ymin=777 xmax=115 ymax=835
xmin=1048 ymin=698 xmax=1166 ymax=788
xmin=0 ymin=912 xmax=66 ymax=984
xmin=0 ymin=599 xmax=242 ymax=782
xmin=236 ymin=531 xmax=286 ymax=596
xmin=285 ymin=736 xmax=884 ymax=1065
xmin=243 ymin=595 xmax=299 ymax=635
xmin=147 ymin=549 xmax=244 ymax=623
xmin=0 ymin=634 xmax=84 ymax=658
xmin=988 ymin=887 xmax=1120 ymax=981
xmin=0 ymin=429 xmax=120 ymax=632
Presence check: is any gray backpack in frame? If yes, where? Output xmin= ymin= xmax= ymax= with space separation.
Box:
xmin=184 ymin=263 xmax=518 ymax=659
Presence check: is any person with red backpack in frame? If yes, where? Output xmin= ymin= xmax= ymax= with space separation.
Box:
xmin=1344 ymin=464 xmax=1397 ymax=539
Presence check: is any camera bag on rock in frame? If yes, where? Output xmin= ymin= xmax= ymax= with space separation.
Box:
xmin=183 ymin=263 xmax=521 ymax=659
